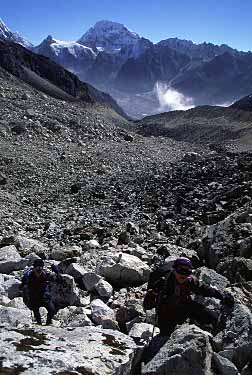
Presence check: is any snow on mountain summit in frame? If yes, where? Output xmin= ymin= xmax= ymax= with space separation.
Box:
xmin=34 ymin=35 xmax=95 ymax=79
xmin=0 ymin=18 xmax=32 ymax=48
xmin=35 ymin=35 xmax=96 ymax=58
xmin=77 ymin=20 xmax=140 ymax=53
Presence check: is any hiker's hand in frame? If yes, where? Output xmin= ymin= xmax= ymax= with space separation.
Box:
xmin=222 ymin=292 xmax=234 ymax=306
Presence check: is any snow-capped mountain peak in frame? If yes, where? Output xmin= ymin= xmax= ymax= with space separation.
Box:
xmin=77 ymin=20 xmax=140 ymax=53
xmin=0 ymin=18 xmax=32 ymax=48
xmin=35 ymin=35 xmax=96 ymax=58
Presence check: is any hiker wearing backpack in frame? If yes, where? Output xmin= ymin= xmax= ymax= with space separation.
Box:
xmin=21 ymin=259 xmax=58 ymax=325
xmin=144 ymin=257 xmax=234 ymax=336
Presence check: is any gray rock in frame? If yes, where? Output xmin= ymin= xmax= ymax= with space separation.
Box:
xmin=96 ymin=252 xmax=150 ymax=286
xmin=194 ymin=266 xmax=230 ymax=291
xmin=163 ymin=244 xmax=199 ymax=262
xmin=55 ymin=306 xmax=92 ymax=327
xmin=217 ymin=257 xmax=252 ymax=283
xmin=27 ymin=108 xmax=36 ymax=117
xmin=238 ymin=236 xmax=252 ymax=258
xmin=91 ymin=298 xmax=115 ymax=325
xmin=142 ymin=324 xmax=213 ymax=375
xmin=182 ymin=152 xmax=202 ymax=162
xmin=7 ymin=297 xmax=27 ymax=309
xmin=215 ymin=303 xmax=252 ymax=370
xmin=0 ymin=245 xmax=23 ymax=274
xmin=129 ymin=322 xmax=157 ymax=343
xmin=15 ymin=236 xmax=49 ymax=256
xmin=0 ymin=295 xmax=11 ymax=306
xmin=97 ymin=315 xmax=120 ymax=330
xmin=64 ymin=262 xmax=86 ymax=280
xmin=3 ymin=277 xmax=22 ymax=299
xmin=95 ymin=278 xmax=113 ymax=298
xmin=83 ymin=239 xmax=100 ymax=250
xmin=51 ymin=245 xmax=82 ymax=261
xmin=199 ymin=213 xmax=235 ymax=267
xmin=82 ymin=272 xmax=102 ymax=291
xmin=0 ymin=325 xmax=137 ymax=374
xmin=50 ymin=274 xmax=80 ymax=308
xmin=213 ymin=353 xmax=239 ymax=375
xmin=0 ymin=305 xmax=31 ymax=327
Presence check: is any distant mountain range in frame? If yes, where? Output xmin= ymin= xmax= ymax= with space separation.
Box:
xmin=1 ymin=18 xmax=252 ymax=118
xmin=0 ymin=38 xmax=127 ymax=118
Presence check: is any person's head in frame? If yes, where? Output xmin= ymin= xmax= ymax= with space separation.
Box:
xmin=33 ymin=259 xmax=44 ymax=275
xmin=173 ymin=257 xmax=193 ymax=284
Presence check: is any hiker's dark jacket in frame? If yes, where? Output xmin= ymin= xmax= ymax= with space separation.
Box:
xmin=21 ymin=268 xmax=55 ymax=306
xmin=151 ymin=271 xmax=223 ymax=310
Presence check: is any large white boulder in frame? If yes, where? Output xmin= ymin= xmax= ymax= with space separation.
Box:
xmin=96 ymin=253 xmax=150 ymax=286
xmin=55 ymin=306 xmax=93 ymax=327
xmin=2 ymin=277 xmax=22 ymax=299
xmin=7 ymin=297 xmax=27 ymax=309
xmin=0 ymin=325 xmax=137 ymax=374
xmin=0 ymin=306 xmax=31 ymax=327
xmin=51 ymin=245 xmax=82 ymax=261
xmin=0 ymin=245 xmax=24 ymax=274
xmin=15 ymin=236 xmax=49 ymax=256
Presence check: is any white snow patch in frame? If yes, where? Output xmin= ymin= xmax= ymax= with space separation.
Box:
xmin=155 ymin=82 xmax=194 ymax=111
xmin=50 ymin=40 xmax=96 ymax=57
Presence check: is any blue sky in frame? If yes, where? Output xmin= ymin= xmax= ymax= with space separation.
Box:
xmin=1 ymin=0 xmax=251 ymax=51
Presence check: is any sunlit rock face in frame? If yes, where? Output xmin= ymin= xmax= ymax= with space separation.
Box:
xmin=0 ymin=325 xmax=137 ymax=374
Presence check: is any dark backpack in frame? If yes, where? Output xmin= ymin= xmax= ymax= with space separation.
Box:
xmin=143 ymin=263 xmax=173 ymax=310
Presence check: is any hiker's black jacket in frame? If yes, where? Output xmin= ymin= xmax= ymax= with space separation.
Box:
xmin=21 ymin=268 xmax=55 ymax=305
xmin=151 ymin=271 xmax=223 ymax=309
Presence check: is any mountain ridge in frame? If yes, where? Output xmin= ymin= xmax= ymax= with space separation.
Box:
xmin=2 ymin=17 xmax=252 ymax=118
xmin=0 ymin=39 xmax=128 ymax=119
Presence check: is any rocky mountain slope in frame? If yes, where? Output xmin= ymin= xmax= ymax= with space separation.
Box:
xmin=0 ymin=39 xmax=127 ymax=119
xmin=136 ymin=102 xmax=252 ymax=150
xmin=1 ymin=51 xmax=252 ymax=374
